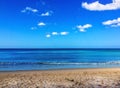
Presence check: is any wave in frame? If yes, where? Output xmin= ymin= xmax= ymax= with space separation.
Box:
xmin=38 ymin=61 xmax=120 ymax=65
xmin=1 ymin=61 xmax=120 ymax=65
xmin=0 ymin=62 xmax=35 ymax=65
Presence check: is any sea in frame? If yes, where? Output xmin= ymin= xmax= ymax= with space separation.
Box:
xmin=0 ymin=49 xmax=120 ymax=71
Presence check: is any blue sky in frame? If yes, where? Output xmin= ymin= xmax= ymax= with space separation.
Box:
xmin=0 ymin=0 xmax=120 ymax=48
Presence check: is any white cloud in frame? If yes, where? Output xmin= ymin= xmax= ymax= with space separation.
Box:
xmin=60 ymin=32 xmax=69 ymax=35
xmin=102 ymin=17 xmax=120 ymax=27
xmin=38 ymin=22 xmax=46 ymax=26
xmin=31 ymin=27 xmax=37 ymax=30
xmin=46 ymin=34 xmax=51 ymax=38
xmin=52 ymin=32 xmax=58 ymax=35
xmin=77 ymin=24 xmax=92 ymax=32
xmin=21 ymin=7 xmax=38 ymax=13
xmin=82 ymin=0 xmax=120 ymax=11
xmin=51 ymin=31 xmax=69 ymax=36
xmin=41 ymin=11 xmax=51 ymax=16
xmin=45 ymin=31 xmax=69 ymax=37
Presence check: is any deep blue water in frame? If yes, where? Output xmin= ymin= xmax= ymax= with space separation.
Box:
xmin=0 ymin=49 xmax=120 ymax=71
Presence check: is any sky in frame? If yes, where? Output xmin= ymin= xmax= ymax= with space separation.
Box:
xmin=0 ymin=0 xmax=120 ymax=48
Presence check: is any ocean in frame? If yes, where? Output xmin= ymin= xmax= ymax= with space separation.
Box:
xmin=0 ymin=49 xmax=120 ymax=71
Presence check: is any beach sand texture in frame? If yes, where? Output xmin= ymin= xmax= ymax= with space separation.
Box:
xmin=0 ymin=68 xmax=120 ymax=88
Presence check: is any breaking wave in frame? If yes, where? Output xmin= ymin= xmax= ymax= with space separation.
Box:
xmin=1 ymin=61 xmax=120 ymax=65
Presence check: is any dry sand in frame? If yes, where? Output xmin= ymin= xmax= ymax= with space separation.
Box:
xmin=0 ymin=68 xmax=120 ymax=88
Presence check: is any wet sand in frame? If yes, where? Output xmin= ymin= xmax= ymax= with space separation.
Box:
xmin=0 ymin=68 xmax=120 ymax=88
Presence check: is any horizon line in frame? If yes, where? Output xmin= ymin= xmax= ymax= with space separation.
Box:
xmin=0 ymin=48 xmax=120 ymax=50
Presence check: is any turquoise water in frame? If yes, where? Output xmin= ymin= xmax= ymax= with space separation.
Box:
xmin=0 ymin=49 xmax=120 ymax=71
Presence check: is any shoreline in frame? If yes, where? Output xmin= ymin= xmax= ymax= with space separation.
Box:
xmin=0 ymin=67 xmax=120 ymax=73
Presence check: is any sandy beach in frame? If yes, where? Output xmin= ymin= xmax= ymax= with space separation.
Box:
xmin=0 ymin=68 xmax=120 ymax=88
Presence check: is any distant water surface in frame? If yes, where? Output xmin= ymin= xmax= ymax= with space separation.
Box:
xmin=0 ymin=49 xmax=120 ymax=71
